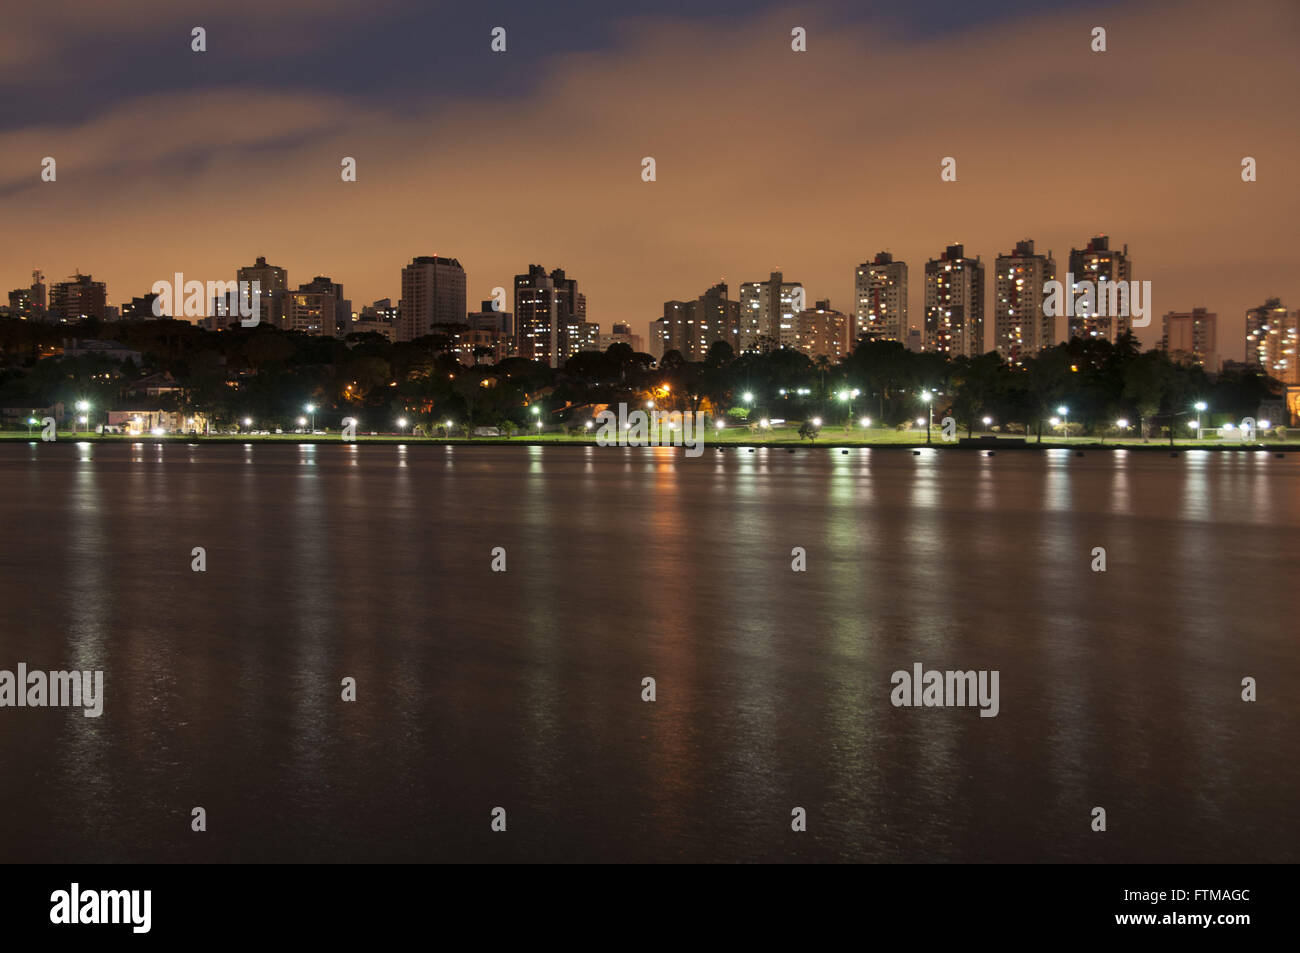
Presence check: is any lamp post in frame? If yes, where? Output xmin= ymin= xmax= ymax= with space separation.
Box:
xmin=921 ymin=390 xmax=933 ymax=444
xmin=838 ymin=388 xmax=860 ymax=429
xmin=304 ymin=403 xmax=316 ymax=433
xmin=75 ymin=400 xmax=90 ymax=435
xmin=1194 ymin=401 xmax=1207 ymax=441
xmin=27 ymin=416 xmax=37 ymax=437
xmin=1057 ymin=404 xmax=1069 ymax=443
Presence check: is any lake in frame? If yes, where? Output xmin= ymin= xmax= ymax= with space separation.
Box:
xmin=0 ymin=442 xmax=1295 ymax=862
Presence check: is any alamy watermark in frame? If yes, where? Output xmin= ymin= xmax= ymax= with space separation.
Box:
xmin=890 ymin=663 xmax=999 ymax=717
xmin=1043 ymin=273 xmax=1152 ymax=328
xmin=151 ymin=272 xmax=260 ymax=326
xmin=50 ymin=883 xmax=150 ymax=933
xmin=0 ymin=663 xmax=104 ymax=717
xmin=594 ymin=403 xmax=706 ymax=457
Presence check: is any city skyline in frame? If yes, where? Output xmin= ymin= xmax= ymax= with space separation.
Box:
xmin=8 ymin=239 xmax=1295 ymax=378
xmin=2 ymin=0 xmax=1297 ymax=362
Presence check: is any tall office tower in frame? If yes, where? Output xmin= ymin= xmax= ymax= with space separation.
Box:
xmin=1068 ymin=235 xmax=1132 ymax=342
xmin=854 ymin=252 xmax=908 ymax=344
xmin=467 ymin=299 xmax=513 ymax=337
xmin=923 ymin=244 xmax=985 ymax=357
xmin=992 ymin=239 xmax=1056 ymax=364
xmin=285 ymin=276 xmax=350 ymax=337
xmin=599 ymin=322 xmax=645 ymax=354
xmin=738 ymin=272 xmax=803 ymax=352
xmin=514 ymin=265 xmax=583 ymax=367
xmin=1245 ymin=299 xmax=1298 ymax=384
xmin=398 ymin=256 xmax=467 ymax=342
xmin=792 ymin=299 xmax=851 ymax=361
xmin=1160 ymin=308 xmax=1218 ymax=370
xmin=236 ymin=256 xmax=288 ymax=329
xmin=49 ymin=273 xmax=107 ymax=322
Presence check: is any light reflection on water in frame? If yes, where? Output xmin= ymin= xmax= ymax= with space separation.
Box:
xmin=0 ymin=443 xmax=1295 ymax=863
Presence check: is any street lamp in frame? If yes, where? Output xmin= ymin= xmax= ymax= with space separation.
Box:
xmin=920 ymin=389 xmax=933 ymax=445
xmin=27 ymin=417 xmax=37 ymax=436
xmin=743 ymin=392 xmax=753 ymax=405
xmin=982 ymin=415 xmax=992 ymax=431
xmin=75 ymin=400 xmax=90 ymax=435
xmin=243 ymin=417 xmax=253 ymax=431
xmin=838 ymin=388 xmax=860 ymax=428
xmin=1194 ymin=401 xmax=1207 ymax=440
xmin=304 ymin=403 xmax=316 ymax=432
xmin=1057 ymin=405 xmax=1069 ymax=441
xmin=397 ymin=417 xmax=408 ymax=433
xmin=297 ymin=416 xmax=307 ymax=431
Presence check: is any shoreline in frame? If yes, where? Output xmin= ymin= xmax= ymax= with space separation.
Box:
xmin=1 ymin=433 xmax=1293 ymax=452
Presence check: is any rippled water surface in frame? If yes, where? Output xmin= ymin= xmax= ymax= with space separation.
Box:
xmin=0 ymin=442 xmax=1295 ymax=862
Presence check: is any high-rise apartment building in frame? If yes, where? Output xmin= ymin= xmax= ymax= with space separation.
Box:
xmin=49 ymin=273 xmax=107 ymax=322
xmin=1160 ymin=308 xmax=1217 ymax=370
xmin=854 ymin=252 xmax=908 ymax=344
xmin=992 ymin=239 xmax=1056 ymax=363
xmin=514 ymin=265 xmax=586 ymax=367
xmin=924 ymin=244 xmax=984 ymax=357
xmin=285 ymin=276 xmax=350 ymax=337
xmin=792 ymin=299 xmax=851 ymax=361
xmin=398 ymin=256 xmax=467 ymax=342
xmin=738 ymin=272 xmax=803 ymax=352
xmin=1245 ymin=299 xmax=1298 ymax=385
xmin=236 ymin=256 xmax=288 ymax=330
xmin=656 ymin=283 xmax=740 ymax=360
xmin=1068 ymin=235 xmax=1132 ymax=343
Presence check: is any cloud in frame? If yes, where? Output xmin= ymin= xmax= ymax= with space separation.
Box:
xmin=2 ymin=0 xmax=1296 ymax=359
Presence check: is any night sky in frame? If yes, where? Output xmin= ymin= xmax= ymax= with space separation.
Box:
xmin=2 ymin=0 xmax=1297 ymax=356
